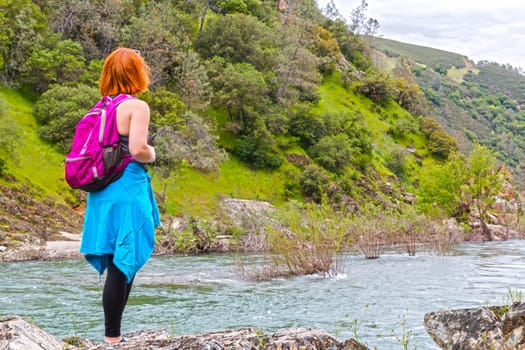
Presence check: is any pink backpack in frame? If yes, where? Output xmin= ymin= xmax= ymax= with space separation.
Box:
xmin=65 ymin=94 xmax=136 ymax=192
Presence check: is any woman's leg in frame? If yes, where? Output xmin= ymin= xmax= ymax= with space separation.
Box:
xmin=102 ymin=255 xmax=134 ymax=340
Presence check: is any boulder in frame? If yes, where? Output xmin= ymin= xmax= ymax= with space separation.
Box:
xmin=0 ymin=315 xmax=64 ymax=350
xmin=424 ymin=302 xmax=525 ymax=349
xmin=0 ymin=315 xmax=369 ymax=350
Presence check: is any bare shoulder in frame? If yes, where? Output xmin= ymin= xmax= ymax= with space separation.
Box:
xmin=120 ymin=98 xmax=149 ymax=111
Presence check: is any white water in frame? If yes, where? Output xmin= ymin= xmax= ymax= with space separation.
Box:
xmin=2 ymin=240 xmax=525 ymax=349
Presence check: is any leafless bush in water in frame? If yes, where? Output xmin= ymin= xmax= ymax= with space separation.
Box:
xmin=428 ymin=219 xmax=464 ymax=255
xmin=350 ymin=206 xmax=397 ymax=259
xmin=235 ymin=201 xmax=351 ymax=280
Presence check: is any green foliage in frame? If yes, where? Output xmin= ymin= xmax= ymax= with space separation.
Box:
xmin=289 ymin=109 xmax=326 ymax=148
xmin=32 ymin=84 xmax=100 ymax=152
xmin=0 ymin=0 xmax=47 ymax=84
xmin=141 ymin=88 xmax=185 ymax=129
xmin=464 ymin=144 xmax=502 ymax=226
xmin=417 ymin=151 xmax=469 ymax=218
xmin=23 ymin=34 xmax=86 ymax=93
xmin=0 ymin=106 xmax=23 ymax=174
xmin=153 ymin=111 xmax=227 ymax=173
xmin=419 ymin=117 xmax=458 ymax=159
xmin=209 ymin=62 xmax=269 ymax=131
xmin=394 ymin=77 xmax=432 ymax=116
xmin=310 ymin=134 xmax=355 ymax=173
xmin=196 ymin=13 xmax=276 ymax=71
xmin=355 ymin=70 xmax=395 ymax=106
xmin=387 ymin=118 xmax=418 ymax=140
xmin=385 ymin=148 xmax=408 ymax=179
xmin=79 ymin=59 xmax=103 ymax=87
xmin=233 ymin=133 xmax=283 ymax=170
xmin=417 ymin=145 xmax=504 ymax=225
xmin=298 ymin=164 xmax=331 ymax=202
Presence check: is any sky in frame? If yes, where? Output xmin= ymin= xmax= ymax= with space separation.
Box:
xmin=316 ymin=0 xmax=525 ymax=69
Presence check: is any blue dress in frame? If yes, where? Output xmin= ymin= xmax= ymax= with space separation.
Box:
xmin=80 ymin=162 xmax=160 ymax=283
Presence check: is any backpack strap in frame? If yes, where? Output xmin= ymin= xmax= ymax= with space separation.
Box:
xmin=102 ymin=94 xmax=136 ymax=107
xmin=100 ymin=94 xmax=137 ymax=146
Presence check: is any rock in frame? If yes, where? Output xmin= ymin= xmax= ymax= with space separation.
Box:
xmin=0 ymin=315 xmax=64 ymax=350
xmin=424 ymin=303 xmax=525 ymax=349
xmin=0 ymin=315 xmax=369 ymax=350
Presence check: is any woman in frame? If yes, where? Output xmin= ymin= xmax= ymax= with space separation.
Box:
xmin=80 ymin=47 xmax=160 ymax=345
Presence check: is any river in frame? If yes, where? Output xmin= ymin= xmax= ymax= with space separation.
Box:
xmin=2 ymin=240 xmax=525 ymax=349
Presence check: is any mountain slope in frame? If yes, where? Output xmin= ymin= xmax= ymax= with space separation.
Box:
xmin=370 ymin=36 xmax=525 ymax=187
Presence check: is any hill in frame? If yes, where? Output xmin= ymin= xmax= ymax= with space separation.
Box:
xmin=370 ymin=36 xmax=525 ymax=187
xmin=0 ymin=0 xmax=521 ymax=257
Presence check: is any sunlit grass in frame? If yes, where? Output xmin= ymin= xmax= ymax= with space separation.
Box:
xmin=0 ymin=87 xmax=75 ymax=203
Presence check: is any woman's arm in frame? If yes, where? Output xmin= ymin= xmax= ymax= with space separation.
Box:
xmin=117 ymin=99 xmax=155 ymax=163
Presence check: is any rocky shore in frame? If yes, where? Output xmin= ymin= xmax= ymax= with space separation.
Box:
xmin=5 ymin=301 xmax=525 ymax=349
xmin=0 ymin=315 xmax=369 ymax=350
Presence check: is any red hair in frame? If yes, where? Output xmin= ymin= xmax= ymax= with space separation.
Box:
xmin=99 ymin=47 xmax=151 ymax=96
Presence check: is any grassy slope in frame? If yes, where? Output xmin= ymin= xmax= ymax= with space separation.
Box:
xmin=369 ymin=36 xmax=467 ymax=69
xmin=1 ymin=73 xmax=432 ymax=218
xmin=0 ymin=87 xmax=77 ymax=204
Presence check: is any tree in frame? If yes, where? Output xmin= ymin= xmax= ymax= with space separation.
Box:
xmin=45 ymin=0 xmax=127 ymax=59
xmin=210 ymin=62 xmax=269 ymax=131
xmin=153 ymin=111 xmax=227 ymax=174
xmin=309 ymin=134 xmax=355 ymax=173
xmin=0 ymin=0 xmax=47 ymax=84
xmin=464 ymin=144 xmax=503 ymax=240
xmin=417 ymin=151 xmax=469 ymax=219
xmin=171 ymin=49 xmax=211 ymax=112
xmin=349 ymin=0 xmax=379 ymax=36
xmin=196 ymin=13 xmax=277 ymax=71
xmin=419 ymin=117 xmax=459 ymax=159
xmin=417 ymin=146 xmax=505 ymax=238
xmin=124 ymin=2 xmax=192 ymax=89
xmin=22 ymin=34 xmax=86 ymax=93
xmin=0 ymin=98 xmax=23 ymax=174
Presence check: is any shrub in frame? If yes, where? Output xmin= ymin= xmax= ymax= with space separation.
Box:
xmin=387 ymin=118 xmax=418 ymax=140
xmin=355 ymin=70 xmax=395 ymax=106
xmin=233 ymin=134 xmax=283 ymax=169
xmin=386 ymin=148 xmax=408 ymax=179
xmin=419 ymin=117 xmax=459 ymax=159
xmin=310 ymin=134 xmax=355 ymax=173
xmin=261 ymin=200 xmax=352 ymax=277
xmin=299 ymin=164 xmax=331 ymax=202
xmin=33 ymin=84 xmax=100 ymax=152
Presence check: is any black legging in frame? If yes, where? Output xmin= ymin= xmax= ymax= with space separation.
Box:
xmin=103 ymin=255 xmax=134 ymax=337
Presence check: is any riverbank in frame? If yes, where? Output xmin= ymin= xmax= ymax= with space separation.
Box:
xmin=1 ymin=181 xmax=523 ymax=262
xmin=1 ymin=220 xmax=524 ymax=263
xmin=1 ymin=315 xmax=370 ymax=350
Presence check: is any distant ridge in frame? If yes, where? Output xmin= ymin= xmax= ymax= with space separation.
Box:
xmin=368 ymin=36 xmax=468 ymax=69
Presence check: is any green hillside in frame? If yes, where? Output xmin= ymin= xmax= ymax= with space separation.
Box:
xmin=370 ymin=36 xmax=525 ymax=187
xmin=369 ymin=36 xmax=467 ymax=70
xmin=0 ymin=0 xmax=518 ymax=254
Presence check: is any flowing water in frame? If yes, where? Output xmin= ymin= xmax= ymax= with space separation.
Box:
xmin=2 ymin=240 xmax=525 ymax=349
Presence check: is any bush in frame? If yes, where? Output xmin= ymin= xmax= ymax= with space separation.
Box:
xmin=33 ymin=84 xmax=100 ymax=152
xmin=387 ymin=118 xmax=418 ymax=140
xmin=386 ymin=148 xmax=408 ymax=179
xmin=419 ymin=117 xmax=459 ymax=159
xmin=355 ymin=70 xmax=395 ymax=106
xmin=261 ymin=201 xmax=352 ymax=277
xmin=233 ymin=134 xmax=283 ymax=170
xmin=299 ymin=164 xmax=331 ymax=202
xmin=310 ymin=134 xmax=355 ymax=173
